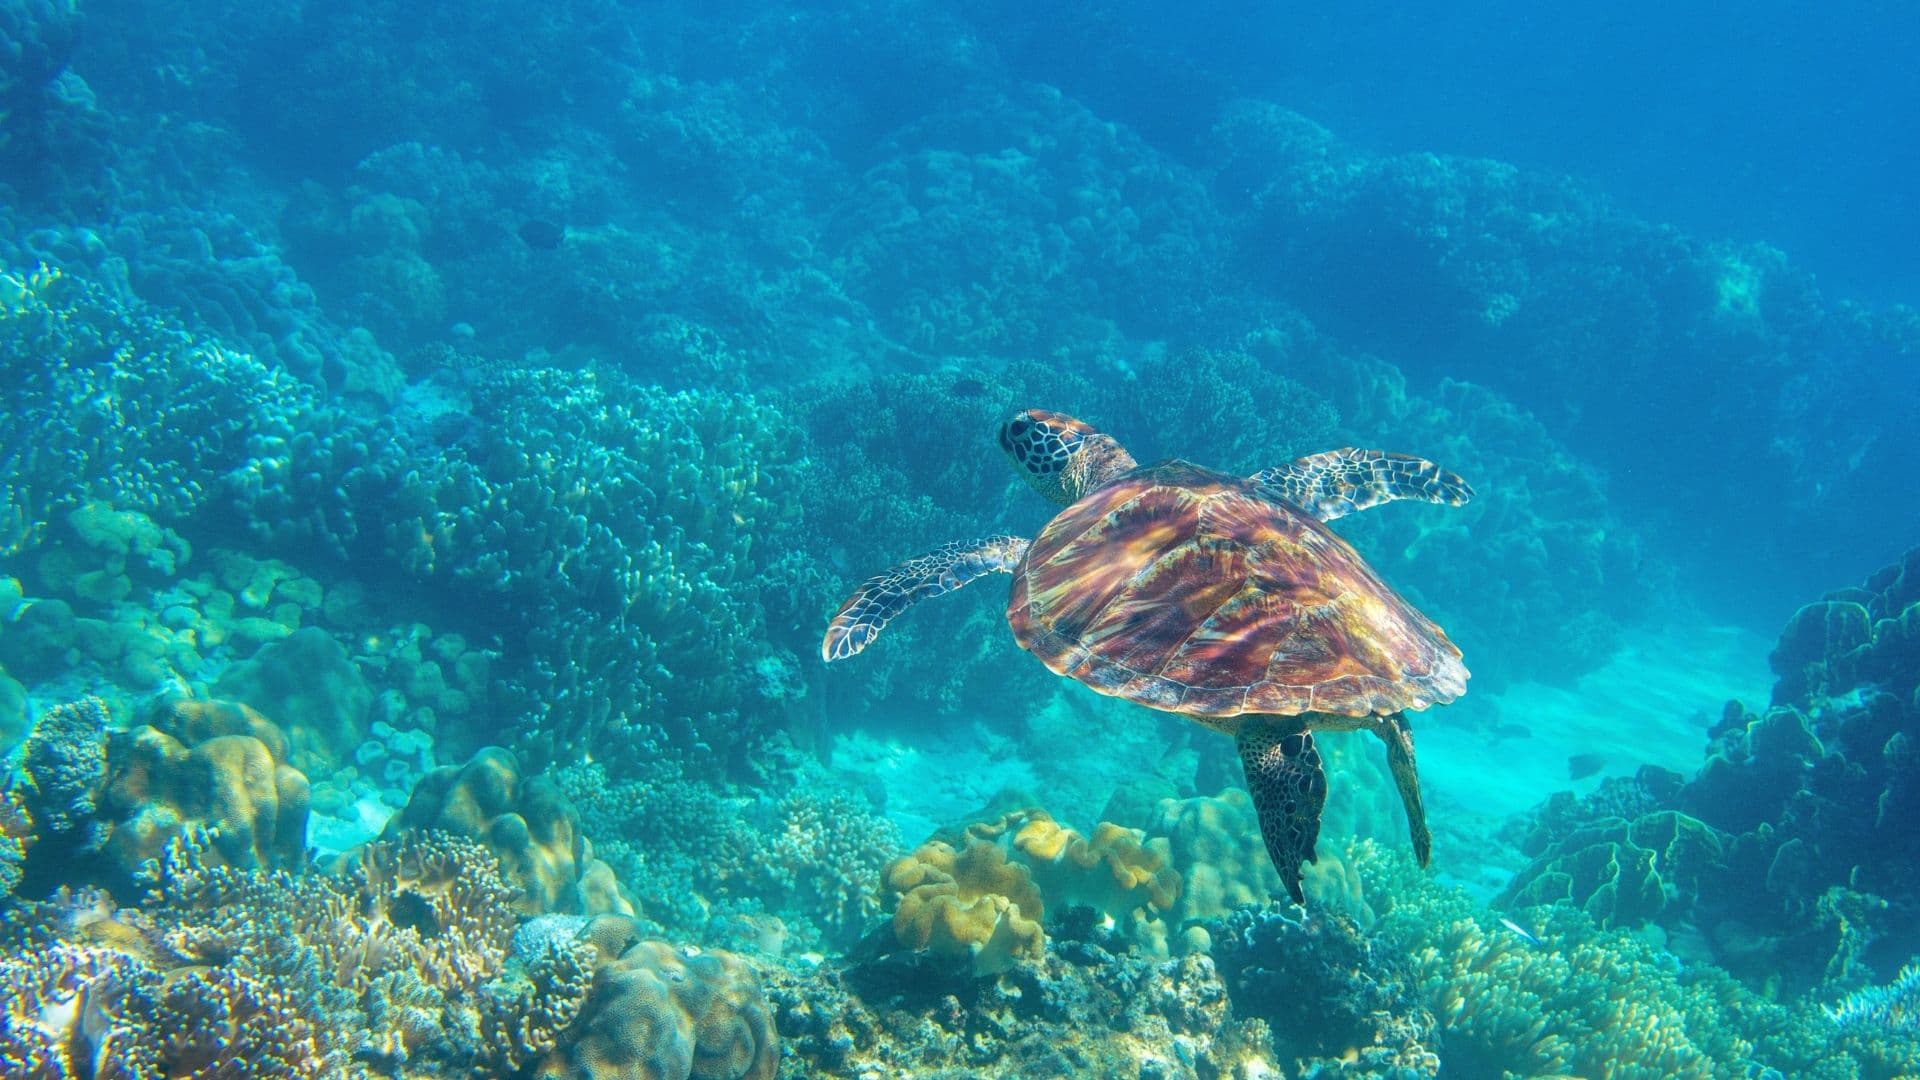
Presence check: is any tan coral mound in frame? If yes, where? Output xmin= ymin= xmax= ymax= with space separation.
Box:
xmin=1143 ymin=789 xmax=1285 ymax=924
xmin=535 ymin=914 xmax=777 ymax=1080
xmin=884 ymin=837 xmax=1046 ymax=976
xmin=382 ymin=746 xmax=633 ymax=916
xmin=97 ymin=700 xmax=309 ymax=880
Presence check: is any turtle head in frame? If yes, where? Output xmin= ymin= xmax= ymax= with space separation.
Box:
xmin=998 ymin=409 xmax=1138 ymax=506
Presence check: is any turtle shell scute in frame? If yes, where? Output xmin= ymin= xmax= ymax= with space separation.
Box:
xmin=1007 ymin=460 xmax=1466 ymax=718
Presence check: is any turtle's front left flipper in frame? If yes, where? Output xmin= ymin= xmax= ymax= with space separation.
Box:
xmin=822 ymin=535 xmax=1030 ymax=661
xmin=1236 ymin=719 xmax=1327 ymax=905
xmin=1253 ymin=448 xmax=1473 ymax=522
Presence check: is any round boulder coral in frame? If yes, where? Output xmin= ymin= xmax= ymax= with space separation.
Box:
xmin=382 ymin=746 xmax=633 ymax=917
xmin=534 ymin=914 xmax=777 ymax=1080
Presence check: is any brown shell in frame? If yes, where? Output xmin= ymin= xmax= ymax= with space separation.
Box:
xmin=1006 ymin=460 xmax=1466 ymax=719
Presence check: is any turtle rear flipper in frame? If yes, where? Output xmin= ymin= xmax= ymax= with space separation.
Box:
xmin=1236 ymin=719 xmax=1327 ymax=905
xmin=822 ymin=535 xmax=1029 ymax=661
xmin=1371 ymin=712 xmax=1432 ymax=867
xmin=1253 ymin=448 xmax=1473 ymax=522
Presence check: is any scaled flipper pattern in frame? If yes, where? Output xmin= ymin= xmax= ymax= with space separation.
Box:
xmin=822 ymin=535 xmax=1030 ymax=661
xmin=1254 ymin=448 xmax=1474 ymax=523
xmin=1236 ymin=721 xmax=1327 ymax=905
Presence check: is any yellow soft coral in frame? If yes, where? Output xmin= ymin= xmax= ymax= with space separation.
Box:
xmin=995 ymin=810 xmax=1181 ymax=955
xmin=885 ymin=837 xmax=1045 ymax=976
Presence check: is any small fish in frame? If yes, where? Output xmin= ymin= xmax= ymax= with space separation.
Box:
xmin=518 ymin=218 xmax=564 ymax=250
xmin=1567 ymin=752 xmax=1607 ymax=781
xmin=1498 ymin=917 xmax=1544 ymax=948
xmin=951 ymin=376 xmax=987 ymax=398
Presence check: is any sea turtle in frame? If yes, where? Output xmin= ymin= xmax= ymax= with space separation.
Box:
xmin=822 ymin=409 xmax=1472 ymax=903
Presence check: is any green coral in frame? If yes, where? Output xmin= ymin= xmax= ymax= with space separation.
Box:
xmin=384 ymin=361 xmax=806 ymax=776
xmin=1501 ymin=810 xmax=1726 ymax=931
xmin=1344 ymin=837 xmax=1905 ymax=1079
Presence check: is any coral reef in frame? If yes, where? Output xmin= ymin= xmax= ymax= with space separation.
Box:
xmin=558 ymin=752 xmax=900 ymax=952
xmin=9 ymin=696 xmax=309 ymax=898
xmin=1501 ymin=547 xmax=1920 ymax=993
xmin=0 ymin=828 xmax=774 ymax=1079
xmin=796 ymin=924 xmax=1275 ymax=1078
xmin=378 ymin=746 xmax=633 ymax=918
xmin=533 ymin=914 xmax=778 ymax=1080
xmin=0 ymin=264 xmax=396 ymax=562
xmin=382 ymin=360 xmax=808 ymax=777
xmin=1210 ymin=99 xmax=1920 ymax=609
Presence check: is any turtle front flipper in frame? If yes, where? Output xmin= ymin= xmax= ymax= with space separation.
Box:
xmin=1252 ymin=448 xmax=1473 ymax=522
xmin=1369 ymin=712 xmax=1432 ymax=867
xmin=1236 ymin=719 xmax=1327 ymax=905
xmin=822 ymin=535 xmax=1030 ymax=661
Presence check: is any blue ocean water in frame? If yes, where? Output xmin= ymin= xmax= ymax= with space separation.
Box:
xmin=1 ymin=1 xmax=1917 ymax=1076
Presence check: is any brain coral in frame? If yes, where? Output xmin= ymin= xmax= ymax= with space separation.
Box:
xmin=534 ymin=914 xmax=778 ymax=1080
xmin=379 ymin=746 xmax=633 ymax=918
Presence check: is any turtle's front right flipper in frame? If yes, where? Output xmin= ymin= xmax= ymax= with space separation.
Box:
xmin=822 ymin=535 xmax=1030 ymax=661
xmin=1236 ymin=719 xmax=1328 ymax=905
xmin=1252 ymin=448 xmax=1473 ymax=522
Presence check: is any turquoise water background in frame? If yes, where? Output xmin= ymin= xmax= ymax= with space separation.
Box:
xmin=2 ymin=2 xmax=1918 ymax=1076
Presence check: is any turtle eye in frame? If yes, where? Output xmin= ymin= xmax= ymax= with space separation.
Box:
xmin=1009 ymin=419 xmax=1030 ymax=438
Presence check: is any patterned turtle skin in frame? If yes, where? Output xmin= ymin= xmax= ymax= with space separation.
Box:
xmin=823 ymin=408 xmax=1472 ymax=904
xmin=1007 ymin=459 xmax=1466 ymax=723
